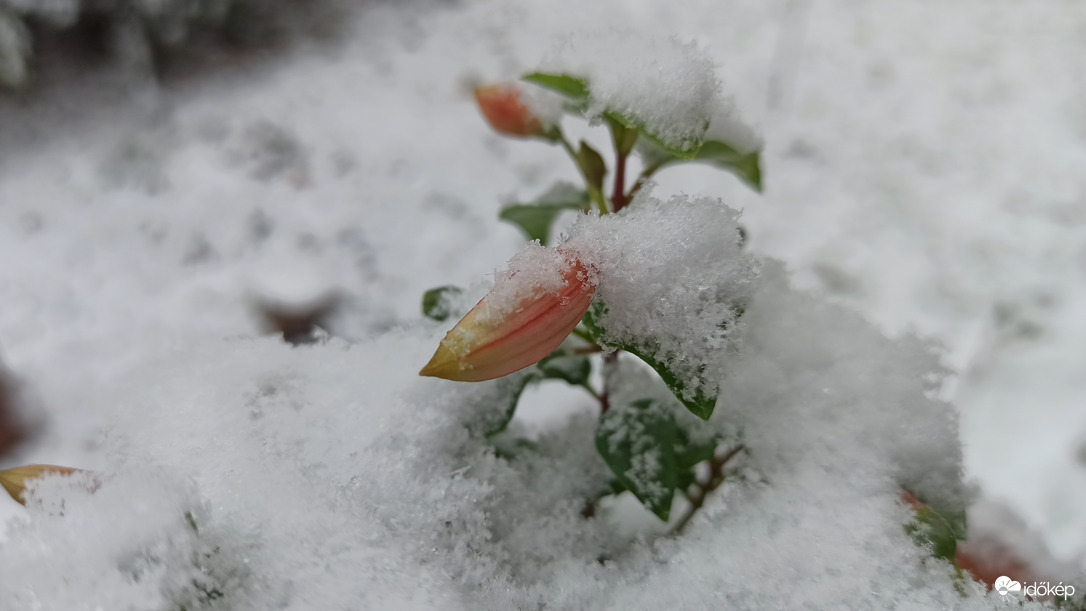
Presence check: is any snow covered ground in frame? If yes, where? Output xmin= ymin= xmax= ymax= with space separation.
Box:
xmin=1 ymin=0 xmax=1085 ymax=608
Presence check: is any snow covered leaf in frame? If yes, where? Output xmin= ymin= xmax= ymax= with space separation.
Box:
xmin=583 ymin=302 xmax=717 ymax=420
xmin=499 ymin=185 xmax=589 ymax=244
xmin=902 ymin=490 xmax=966 ymax=566
xmin=595 ymin=398 xmax=679 ymax=520
xmin=422 ymin=285 xmax=465 ymax=322
xmin=525 ymin=70 xmax=762 ymax=186
xmin=603 ymin=110 xmax=704 ymax=159
xmin=420 ymin=246 xmax=596 ymax=382
xmin=674 ymin=428 xmax=720 ymax=487
xmin=525 ymin=71 xmax=703 ymax=158
xmin=0 ymin=464 xmax=80 ymax=505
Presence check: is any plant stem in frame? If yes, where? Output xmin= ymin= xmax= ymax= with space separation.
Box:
xmin=579 ymin=382 xmax=601 ymax=400
xmin=612 ymin=151 xmax=628 ymax=212
xmin=670 ymin=444 xmax=745 ymax=535
xmin=608 ymin=120 xmax=637 ymax=212
xmin=598 ymin=351 xmax=619 ymax=413
xmin=626 ymin=161 xmax=667 ymax=202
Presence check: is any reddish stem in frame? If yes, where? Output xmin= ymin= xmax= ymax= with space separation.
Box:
xmin=599 ymin=351 xmax=619 ymax=413
xmin=670 ymin=445 xmax=746 ymax=535
xmin=611 ymin=152 xmax=628 ymax=212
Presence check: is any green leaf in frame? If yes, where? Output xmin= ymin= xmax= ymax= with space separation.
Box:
xmin=484 ymin=373 xmax=538 ymax=437
xmin=595 ymin=398 xmax=679 ymax=520
xmin=635 ymin=137 xmax=763 ymax=193
xmin=577 ymin=140 xmax=606 ymax=191
xmin=499 ymin=186 xmax=589 ymax=244
xmin=421 ymin=286 xmax=464 ymax=322
xmin=522 ymin=71 xmax=762 ymax=188
xmin=604 ymin=110 xmax=703 ymax=159
xmin=675 ymin=430 xmax=719 ymax=471
xmin=903 ymin=495 xmax=966 ymax=565
xmin=484 ymin=351 xmax=592 ymax=437
xmin=694 ymin=140 xmax=763 ymax=192
xmin=522 ymin=72 xmax=589 ymax=100
xmin=582 ymin=302 xmax=718 ymax=420
xmin=522 ymin=72 xmax=702 ymax=158
xmin=538 ymin=353 xmax=591 ymax=386
xmin=674 ymin=429 xmax=720 ymax=492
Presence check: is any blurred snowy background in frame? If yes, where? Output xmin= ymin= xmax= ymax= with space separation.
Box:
xmin=1 ymin=0 xmax=1085 ymax=608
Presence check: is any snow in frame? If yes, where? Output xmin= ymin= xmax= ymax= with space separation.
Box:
xmin=567 ymin=193 xmax=758 ymax=403
xmin=0 ymin=0 xmax=1084 ymax=609
xmin=474 ymin=243 xmax=580 ymax=325
xmin=538 ymin=30 xmax=722 ymax=151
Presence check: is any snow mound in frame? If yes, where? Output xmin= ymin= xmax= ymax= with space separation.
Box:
xmin=567 ymin=193 xmax=759 ymax=404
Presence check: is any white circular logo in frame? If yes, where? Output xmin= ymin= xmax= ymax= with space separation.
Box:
xmin=994 ymin=576 xmax=1022 ymax=596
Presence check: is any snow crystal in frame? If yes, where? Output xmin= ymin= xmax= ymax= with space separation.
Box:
xmin=565 ymin=192 xmax=758 ymax=403
xmin=472 ymin=242 xmax=583 ymax=325
xmin=538 ymin=31 xmax=721 ymax=151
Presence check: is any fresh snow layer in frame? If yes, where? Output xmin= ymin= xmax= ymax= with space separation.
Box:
xmin=0 ymin=260 xmax=989 ymax=610
xmin=567 ymin=193 xmax=758 ymax=403
xmin=537 ymin=30 xmax=758 ymax=153
xmin=0 ymin=0 xmax=1084 ymax=608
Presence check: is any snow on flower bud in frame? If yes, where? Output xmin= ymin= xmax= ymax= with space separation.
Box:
xmin=420 ymin=246 xmax=596 ymax=382
xmin=474 ymin=83 xmax=546 ymax=138
xmin=0 ymin=464 xmax=79 ymax=506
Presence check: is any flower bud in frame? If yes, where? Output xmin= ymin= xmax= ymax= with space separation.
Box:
xmin=0 ymin=464 xmax=79 ymax=505
xmin=421 ymin=248 xmax=596 ymax=382
xmin=474 ymin=84 xmax=545 ymax=138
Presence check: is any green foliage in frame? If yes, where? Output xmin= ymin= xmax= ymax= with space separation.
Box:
xmin=522 ymin=72 xmax=589 ymax=101
xmin=903 ymin=495 xmax=966 ymax=567
xmin=595 ymin=399 xmax=680 ymax=520
xmin=537 ymin=353 xmax=592 ymax=386
xmin=523 ymin=71 xmax=763 ymax=190
xmin=694 ymin=140 xmax=763 ymax=192
xmin=499 ymin=185 xmax=589 ymax=244
xmin=485 ymin=352 xmax=594 ymax=437
xmin=673 ymin=427 xmax=720 ymax=490
xmin=594 ymin=398 xmax=723 ymax=520
xmin=576 ymin=140 xmax=607 ymax=208
xmin=484 ymin=373 xmax=537 ymax=437
xmin=582 ymin=302 xmax=717 ymax=420
xmin=421 ymin=286 xmax=464 ymax=322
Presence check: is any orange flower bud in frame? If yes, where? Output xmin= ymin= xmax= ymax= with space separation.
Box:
xmin=420 ymin=249 xmax=596 ymax=382
xmin=0 ymin=464 xmax=80 ymax=505
xmin=474 ymin=84 xmax=545 ymax=138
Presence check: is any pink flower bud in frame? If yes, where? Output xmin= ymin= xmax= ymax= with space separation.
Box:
xmin=420 ymin=249 xmax=596 ymax=382
xmin=474 ymin=84 xmax=545 ymax=138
